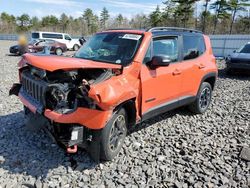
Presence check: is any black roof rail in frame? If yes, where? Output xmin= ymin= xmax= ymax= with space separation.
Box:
xmin=105 ymin=28 xmax=144 ymax=31
xmin=147 ymin=27 xmax=202 ymax=33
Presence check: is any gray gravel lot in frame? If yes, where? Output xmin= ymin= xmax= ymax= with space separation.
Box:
xmin=0 ymin=40 xmax=249 ymax=187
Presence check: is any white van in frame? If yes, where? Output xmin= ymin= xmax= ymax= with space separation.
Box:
xmin=31 ymin=31 xmax=81 ymax=51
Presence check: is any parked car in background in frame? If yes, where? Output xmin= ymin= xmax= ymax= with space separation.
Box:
xmin=10 ymin=27 xmax=217 ymax=161
xmin=9 ymin=39 xmax=67 ymax=56
xmin=31 ymin=31 xmax=81 ymax=51
xmin=226 ymin=42 xmax=250 ymax=74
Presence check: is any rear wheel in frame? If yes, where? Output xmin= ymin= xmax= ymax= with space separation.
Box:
xmin=100 ymin=108 xmax=127 ymax=161
xmin=188 ymin=82 xmax=212 ymax=114
xmin=55 ymin=48 xmax=63 ymax=56
xmin=73 ymin=44 xmax=80 ymax=51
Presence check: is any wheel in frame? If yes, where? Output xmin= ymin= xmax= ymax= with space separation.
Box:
xmin=55 ymin=48 xmax=63 ymax=56
xmin=100 ymin=108 xmax=127 ymax=161
xmin=73 ymin=44 xmax=80 ymax=51
xmin=188 ymin=82 xmax=212 ymax=114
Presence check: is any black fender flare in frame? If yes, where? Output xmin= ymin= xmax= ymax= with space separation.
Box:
xmin=197 ymin=72 xmax=217 ymax=95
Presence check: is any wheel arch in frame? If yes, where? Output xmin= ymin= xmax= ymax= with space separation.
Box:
xmin=114 ymin=98 xmax=136 ymax=129
xmin=200 ymin=72 xmax=217 ymax=91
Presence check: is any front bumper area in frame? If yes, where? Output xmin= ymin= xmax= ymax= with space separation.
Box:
xmin=44 ymin=108 xmax=112 ymax=130
xmin=11 ymin=83 xmax=113 ymax=130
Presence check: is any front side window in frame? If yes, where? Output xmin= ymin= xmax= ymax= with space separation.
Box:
xmin=183 ymin=35 xmax=206 ymax=60
xmin=75 ymin=32 xmax=142 ymax=65
xmin=153 ymin=37 xmax=178 ymax=62
xmin=65 ymin=35 xmax=71 ymax=40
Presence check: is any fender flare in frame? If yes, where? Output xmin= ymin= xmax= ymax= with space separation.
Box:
xmin=197 ymin=72 xmax=217 ymax=95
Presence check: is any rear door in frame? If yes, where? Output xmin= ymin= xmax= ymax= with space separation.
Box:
xmin=179 ymin=34 xmax=207 ymax=97
xmin=140 ymin=35 xmax=183 ymax=116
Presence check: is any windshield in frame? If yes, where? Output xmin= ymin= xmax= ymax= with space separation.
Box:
xmin=239 ymin=44 xmax=250 ymax=53
xmin=75 ymin=32 xmax=142 ymax=65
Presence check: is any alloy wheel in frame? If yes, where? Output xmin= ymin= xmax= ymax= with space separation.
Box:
xmin=109 ymin=115 xmax=126 ymax=151
xmin=199 ymin=87 xmax=211 ymax=110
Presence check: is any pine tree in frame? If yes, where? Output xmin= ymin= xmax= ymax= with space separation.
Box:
xmin=100 ymin=7 xmax=109 ymax=30
xmin=60 ymin=13 xmax=69 ymax=33
xmin=210 ymin=0 xmax=229 ymax=34
xmin=227 ymin=0 xmax=250 ymax=34
xmin=201 ymin=0 xmax=211 ymax=33
xmin=171 ymin=0 xmax=198 ymax=28
xmin=17 ymin=14 xmax=31 ymax=32
xmin=149 ymin=5 xmax=162 ymax=27
xmin=116 ymin=14 xmax=124 ymax=27
xmin=83 ymin=8 xmax=98 ymax=34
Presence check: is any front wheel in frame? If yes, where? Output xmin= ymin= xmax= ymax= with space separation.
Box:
xmin=188 ymin=82 xmax=212 ymax=114
xmin=55 ymin=48 xmax=63 ymax=56
xmin=100 ymin=108 xmax=127 ymax=161
xmin=73 ymin=44 xmax=80 ymax=51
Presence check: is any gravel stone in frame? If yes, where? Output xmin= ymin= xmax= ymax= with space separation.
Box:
xmin=0 ymin=41 xmax=249 ymax=187
xmin=240 ymin=147 xmax=250 ymax=162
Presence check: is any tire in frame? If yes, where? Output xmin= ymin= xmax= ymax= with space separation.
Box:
xmin=188 ymin=82 xmax=212 ymax=114
xmin=73 ymin=44 xmax=80 ymax=51
xmin=55 ymin=48 xmax=63 ymax=56
xmin=100 ymin=108 xmax=128 ymax=161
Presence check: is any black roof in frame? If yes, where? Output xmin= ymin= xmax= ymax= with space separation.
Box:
xmin=105 ymin=27 xmax=203 ymax=37
xmin=148 ymin=27 xmax=203 ymax=37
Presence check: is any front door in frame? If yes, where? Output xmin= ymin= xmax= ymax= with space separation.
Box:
xmin=140 ymin=36 xmax=183 ymax=117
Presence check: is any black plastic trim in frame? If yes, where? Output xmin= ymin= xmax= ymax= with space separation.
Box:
xmin=141 ymin=96 xmax=196 ymax=122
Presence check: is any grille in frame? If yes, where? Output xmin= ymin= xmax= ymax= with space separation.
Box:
xmin=21 ymin=71 xmax=47 ymax=104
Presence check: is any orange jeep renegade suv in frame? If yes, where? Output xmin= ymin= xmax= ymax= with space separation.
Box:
xmin=10 ymin=27 xmax=217 ymax=161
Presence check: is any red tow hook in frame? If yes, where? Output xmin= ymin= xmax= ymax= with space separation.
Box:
xmin=67 ymin=145 xmax=78 ymax=153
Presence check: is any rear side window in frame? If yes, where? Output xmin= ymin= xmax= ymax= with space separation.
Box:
xmin=42 ymin=33 xmax=63 ymax=39
xmin=32 ymin=33 xmax=39 ymax=39
xmin=183 ymin=35 xmax=206 ymax=60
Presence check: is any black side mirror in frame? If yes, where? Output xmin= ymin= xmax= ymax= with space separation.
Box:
xmin=147 ymin=56 xmax=171 ymax=69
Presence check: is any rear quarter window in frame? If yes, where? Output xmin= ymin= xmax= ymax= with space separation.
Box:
xmin=183 ymin=35 xmax=206 ymax=60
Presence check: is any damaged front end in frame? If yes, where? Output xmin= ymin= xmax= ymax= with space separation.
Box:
xmin=10 ymin=62 xmax=120 ymax=158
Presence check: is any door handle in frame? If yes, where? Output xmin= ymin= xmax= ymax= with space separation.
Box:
xmin=172 ymin=69 xmax=181 ymax=75
xmin=199 ymin=64 xmax=205 ymax=69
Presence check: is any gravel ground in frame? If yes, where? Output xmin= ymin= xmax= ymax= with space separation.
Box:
xmin=0 ymin=40 xmax=249 ymax=188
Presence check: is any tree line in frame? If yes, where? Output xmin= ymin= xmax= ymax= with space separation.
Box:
xmin=0 ymin=0 xmax=250 ymax=36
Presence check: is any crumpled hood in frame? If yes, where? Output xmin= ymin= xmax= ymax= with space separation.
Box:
xmin=23 ymin=53 xmax=122 ymax=71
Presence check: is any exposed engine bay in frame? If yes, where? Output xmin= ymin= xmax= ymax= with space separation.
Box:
xmin=20 ymin=65 xmax=114 ymax=114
